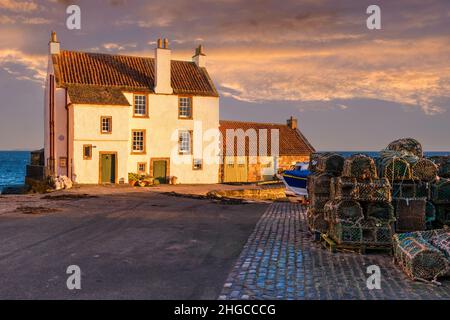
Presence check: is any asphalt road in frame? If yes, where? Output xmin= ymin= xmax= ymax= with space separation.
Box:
xmin=0 ymin=192 xmax=268 ymax=299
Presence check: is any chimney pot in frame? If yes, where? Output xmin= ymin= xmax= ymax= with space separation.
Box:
xmin=157 ymin=38 xmax=162 ymax=48
xmin=49 ymin=31 xmax=60 ymax=54
xmin=287 ymin=116 xmax=298 ymax=129
xmin=192 ymin=44 xmax=206 ymax=67
xmin=163 ymin=38 xmax=168 ymax=49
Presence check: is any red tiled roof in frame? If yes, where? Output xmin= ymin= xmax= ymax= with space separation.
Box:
xmin=52 ymin=50 xmax=218 ymax=97
xmin=219 ymin=120 xmax=315 ymax=156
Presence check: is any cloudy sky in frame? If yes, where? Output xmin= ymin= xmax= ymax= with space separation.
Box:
xmin=0 ymin=0 xmax=449 ymax=151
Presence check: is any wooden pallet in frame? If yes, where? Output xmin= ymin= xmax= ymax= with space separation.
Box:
xmin=321 ymin=234 xmax=392 ymax=254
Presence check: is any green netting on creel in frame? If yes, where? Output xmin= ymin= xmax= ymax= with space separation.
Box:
xmin=411 ymin=158 xmax=438 ymax=182
xmin=379 ymin=157 xmax=412 ymax=181
xmin=342 ymin=154 xmax=378 ymax=181
xmin=432 ymin=178 xmax=450 ymax=204
xmin=329 ymin=222 xmax=362 ymax=244
xmin=310 ymin=152 xmax=345 ymax=175
xmin=330 ymin=176 xmax=358 ymax=200
xmin=425 ymin=201 xmax=436 ymax=224
xmin=387 ymin=138 xmax=423 ymax=158
xmin=435 ymin=204 xmax=450 ymax=225
xmin=367 ymin=202 xmax=395 ymax=224
xmin=393 ymin=236 xmax=448 ymax=280
xmin=324 ymin=200 xmax=364 ymax=224
xmin=357 ymin=178 xmax=392 ymax=202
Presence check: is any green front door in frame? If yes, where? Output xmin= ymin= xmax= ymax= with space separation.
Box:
xmin=153 ymin=160 xmax=167 ymax=184
xmin=101 ymin=154 xmax=116 ymax=183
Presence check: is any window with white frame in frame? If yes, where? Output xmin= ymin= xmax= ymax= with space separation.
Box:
xmin=101 ymin=116 xmax=112 ymax=133
xmin=132 ymin=130 xmax=145 ymax=153
xmin=178 ymin=97 xmax=192 ymax=118
xmin=134 ymin=94 xmax=147 ymax=116
xmin=178 ymin=130 xmax=192 ymax=154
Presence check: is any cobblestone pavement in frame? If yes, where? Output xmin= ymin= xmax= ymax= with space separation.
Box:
xmin=219 ymin=203 xmax=450 ymax=300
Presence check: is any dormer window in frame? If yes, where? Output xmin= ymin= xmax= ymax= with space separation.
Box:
xmin=178 ymin=96 xmax=192 ymax=119
xmin=134 ymin=94 xmax=148 ymax=117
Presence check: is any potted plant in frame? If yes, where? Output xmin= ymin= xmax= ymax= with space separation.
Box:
xmin=128 ymin=173 xmax=139 ymax=186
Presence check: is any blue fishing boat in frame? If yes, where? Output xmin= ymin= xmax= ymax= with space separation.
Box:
xmin=280 ymin=162 xmax=311 ymax=196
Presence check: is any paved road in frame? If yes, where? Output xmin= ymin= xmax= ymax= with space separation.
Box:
xmin=220 ymin=203 xmax=450 ymax=300
xmin=0 ymin=192 xmax=267 ymax=299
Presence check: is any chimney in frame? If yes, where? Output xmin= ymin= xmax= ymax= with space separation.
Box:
xmin=49 ymin=31 xmax=60 ymax=55
xmin=192 ymin=45 xmax=206 ymax=68
xmin=287 ymin=116 xmax=297 ymax=130
xmin=154 ymin=38 xmax=173 ymax=94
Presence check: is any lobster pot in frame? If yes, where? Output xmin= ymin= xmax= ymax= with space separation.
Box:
xmin=380 ymin=157 xmax=412 ymax=181
xmin=330 ymin=177 xmax=358 ymax=200
xmin=431 ymin=178 xmax=450 ymax=204
xmin=425 ymin=201 xmax=436 ymax=227
xmin=392 ymin=180 xmax=429 ymax=199
xmin=429 ymin=232 xmax=450 ymax=259
xmin=394 ymin=199 xmax=426 ymax=232
xmin=324 ymin=200 xmax=363 ymax=224
xmin=307 ymin=209 xmax=328 ymax=233
xmin=366 ymin=202 xmax=395 ymax=224
xmin=309 ymin=193 xmax=330 ymax=211
xmin=357 ymin=178 xmax=391 ymax=202
xmin=411 ymin=159 xmax=438 ymax=182
xmin=429 ymin=156 xmax=450 ymax=178
xmin=329 ymin=221 xmax=362 ymax=245
xmin=435 ymin=204 xmax=450 ymax=225
xmin=313 ymin=153 xmax=345 ymax=176
xmin=342 ymin=154 xmax=378 ymax=181
xmin=308 ymin=172 xmax=333 ymax=195
xmin=361 ymin=219 xmax=394 ymax=245
xmin=393 ymin=235 xmax=448 ymax=280
xmin=387 ymin=138 xmax=423 ymax=158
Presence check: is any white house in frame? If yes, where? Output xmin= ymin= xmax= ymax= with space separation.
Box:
xmin=44 ymin=32 xmax=220 ymax=184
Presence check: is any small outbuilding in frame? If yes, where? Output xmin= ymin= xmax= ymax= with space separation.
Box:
xmin=219 ymin=117 xmax=315 ymax=182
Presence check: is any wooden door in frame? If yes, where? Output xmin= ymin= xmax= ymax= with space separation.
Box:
xmin=223 ymin=157 xmax=248 ymax=182
xmin=101 ymin=153 xmax=116 ymax=183
xmin=153 ymin=160 xmax=167 ymax=184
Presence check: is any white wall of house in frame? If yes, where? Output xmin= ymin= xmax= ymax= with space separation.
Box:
xmin=67 ymin=93 xmax=219 ymax=184
xmin=70 ymin=104 xmax=130 ymax=184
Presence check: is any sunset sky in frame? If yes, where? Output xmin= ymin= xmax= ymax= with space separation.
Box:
xmin=0 ymin=0 xmax=449 ymax=151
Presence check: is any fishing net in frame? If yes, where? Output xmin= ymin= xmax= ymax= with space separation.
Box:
xmin=311 ymin=153 xmax=345 ymax=175
xmin=330 ymin=177 xmax=358 ymax=201
xmin=431 ymin=178 xmax=450 ymax=204
xmin=429 ymin=232 xmax=450 ymax=259
xmin=309 ymin=193 xmax=329 ymax=211
xmin=425 ymin=201 xmax=436 ymax=226
xmin=387 ymin=138 xmax=423 ymax=158
xmin=357 ymin=178 xmax=392 ymax=202
xmin=394 ymin=199 xmax=426 ymax=232
xmin=411 ymin=158 xmax=438 ymax=182
xmin=307 ymin=209 xmax=329 ymax=233
xmin=329 ymin=221 xmax=362 ymax=245
xmin=379 ymin=157 xmax=412 ymax=181
xmin=324 ymin=200 xmax=364 ymax=224
xmin=366 ymin=202 xmax=395 ymax=224
xmin=429 ymin=156 xmax=450 ymax=178
xmin=393 ymin=235 xmax=448 ymax=281
xmin=342 ymin=154 xmax=378 ymax=181
xmin=392 ymin=180 xmax=429 ymax=199
xmin=435 ymin=204 xmax=450 ymax=225
xmin=361 ymin=218 xmax=394 ymax=245
xmin=308 ymin=172 xmax=333 ymax=195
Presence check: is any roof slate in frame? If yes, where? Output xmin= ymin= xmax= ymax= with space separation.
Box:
xmin=219 ymin=120 xmax=315 ymax=156
xmin=53 ymin=50 xmax=219 ymax=101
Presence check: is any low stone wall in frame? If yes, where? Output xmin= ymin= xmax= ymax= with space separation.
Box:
xmin=208 ymin=186 xmax=286 ymax=201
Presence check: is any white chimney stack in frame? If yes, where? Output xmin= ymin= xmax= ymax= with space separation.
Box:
xmin=154 ymin=38 xmax=173 ymax=94
xmin=192 ymin=45 xmax=206 ymax=68
xmin=49 ymin=31 xmax=60 ymax=55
